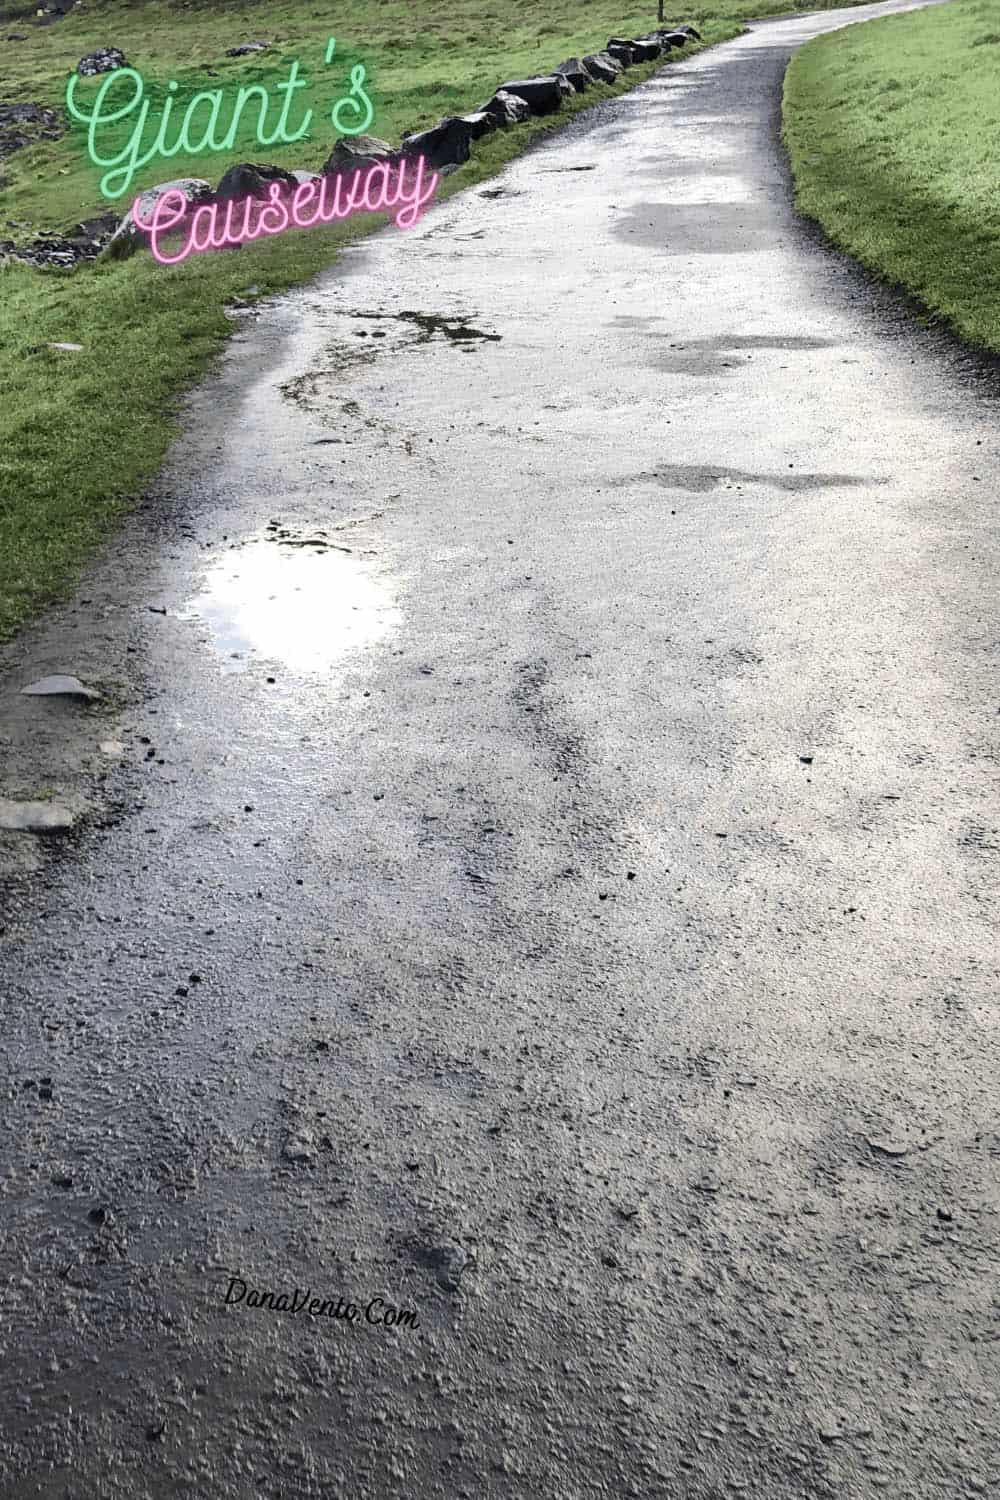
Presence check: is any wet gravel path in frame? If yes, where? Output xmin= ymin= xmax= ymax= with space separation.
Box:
xmin=3 ymin=2 xmax=999 ymax=1495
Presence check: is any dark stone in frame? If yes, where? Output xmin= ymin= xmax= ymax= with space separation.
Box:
xmin=477 ymin=89 xmax=532 ymax=127
xmin=320 ymin=134 xmax=394 ymax=175
xmin=224 ymin=41 xmax=269 ymax=57
xmin=215 ymin=162 xmax=298 ymax=201
xmin=655 ymin=24 xmax=700 ymax=42
xmin=457 ymin=110 xmax=497 ymax=141
xmin=581 ymin=52 xmax=624 ymax=84
xmin=495 ymin=74 xmax=574 ymax=116
xmin=76 ymin=48 xmax=125 ymax=77
xmin=624 ymin=38 xmax=663 ymax=62
xmin=35 ymin=0 xmax=74 ymax=22
xmin=553 ymin=58 xmax=591 ymax=93
xmin=606 ymin=40 xmax=641 ymax=67
xmin=633 ymin=35 xmax=667 ymax=54
xmin=400 ymin=116 xmax=476 ymax=171
xmin=76 ymin=211 xmax=120 ymax=238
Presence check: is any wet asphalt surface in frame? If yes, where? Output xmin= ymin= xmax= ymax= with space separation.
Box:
xmin=3 ymin=1 xmax=1000 ymax=1495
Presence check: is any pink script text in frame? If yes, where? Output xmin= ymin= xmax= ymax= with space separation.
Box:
xmin=134 ymin=154 xmax=439 ymax=266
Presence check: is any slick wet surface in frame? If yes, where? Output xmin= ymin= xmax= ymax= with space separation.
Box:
xmin=3 ymin=2 xmax=999 ymax=1497
xmin=178 ymin=529 xmax=401 ymax=676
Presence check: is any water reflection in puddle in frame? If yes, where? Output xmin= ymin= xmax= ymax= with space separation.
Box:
xmin=181 ymin=534 xmax=401 ymax=675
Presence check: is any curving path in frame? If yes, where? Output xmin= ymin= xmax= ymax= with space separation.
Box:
xmin=3 ymin=2 xmax=999 ymax=1495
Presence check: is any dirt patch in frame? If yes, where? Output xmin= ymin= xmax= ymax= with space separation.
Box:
xmin=339 ymin=308 xmax=502 ymax=344
xmin=0 ymin=212 xmax=120 ymax=269
xmin=393 ymin=309 xmax=501 ymax=343
xmin=0 ymin=102 xmax=63 ymax=160
xmin=262 ymin=522 xmax=353 ymax=553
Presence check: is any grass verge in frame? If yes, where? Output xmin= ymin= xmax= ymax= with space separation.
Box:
xmin=1 ymin=0 xmax=871 ymax=643
xmin=783 ymin=0 xmax=1000 ymax=356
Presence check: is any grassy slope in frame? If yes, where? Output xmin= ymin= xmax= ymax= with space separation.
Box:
xmin=1 ymin=0 xmax=862 ymax=643
xmin=783 ymin=0 xmax=1000 ymax=355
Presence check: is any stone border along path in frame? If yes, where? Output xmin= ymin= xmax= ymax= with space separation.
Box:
xmin=0 ymin=25 xmax=701 ymax=268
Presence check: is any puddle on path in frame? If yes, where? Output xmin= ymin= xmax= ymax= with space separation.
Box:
xmin=180 ymin=531 xmax=401 ymax=676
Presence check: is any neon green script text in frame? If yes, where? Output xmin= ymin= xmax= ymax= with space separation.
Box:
xmin=65 ymin=49 xmax=374 ymax=200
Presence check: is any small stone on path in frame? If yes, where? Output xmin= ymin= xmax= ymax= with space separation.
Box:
xmin=0 ymin=798 xmax=77 ymax=832
xmin=21 ymin=674 xmax=99 ymax=701
xmin=867 ymin=1137 xmax=909 ymax=1158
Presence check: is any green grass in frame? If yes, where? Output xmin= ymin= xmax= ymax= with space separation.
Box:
xmin=0 ymin=0 xmax=869 ymax=643
xmin=783 ymin=0 xmax=1000 ymax=358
